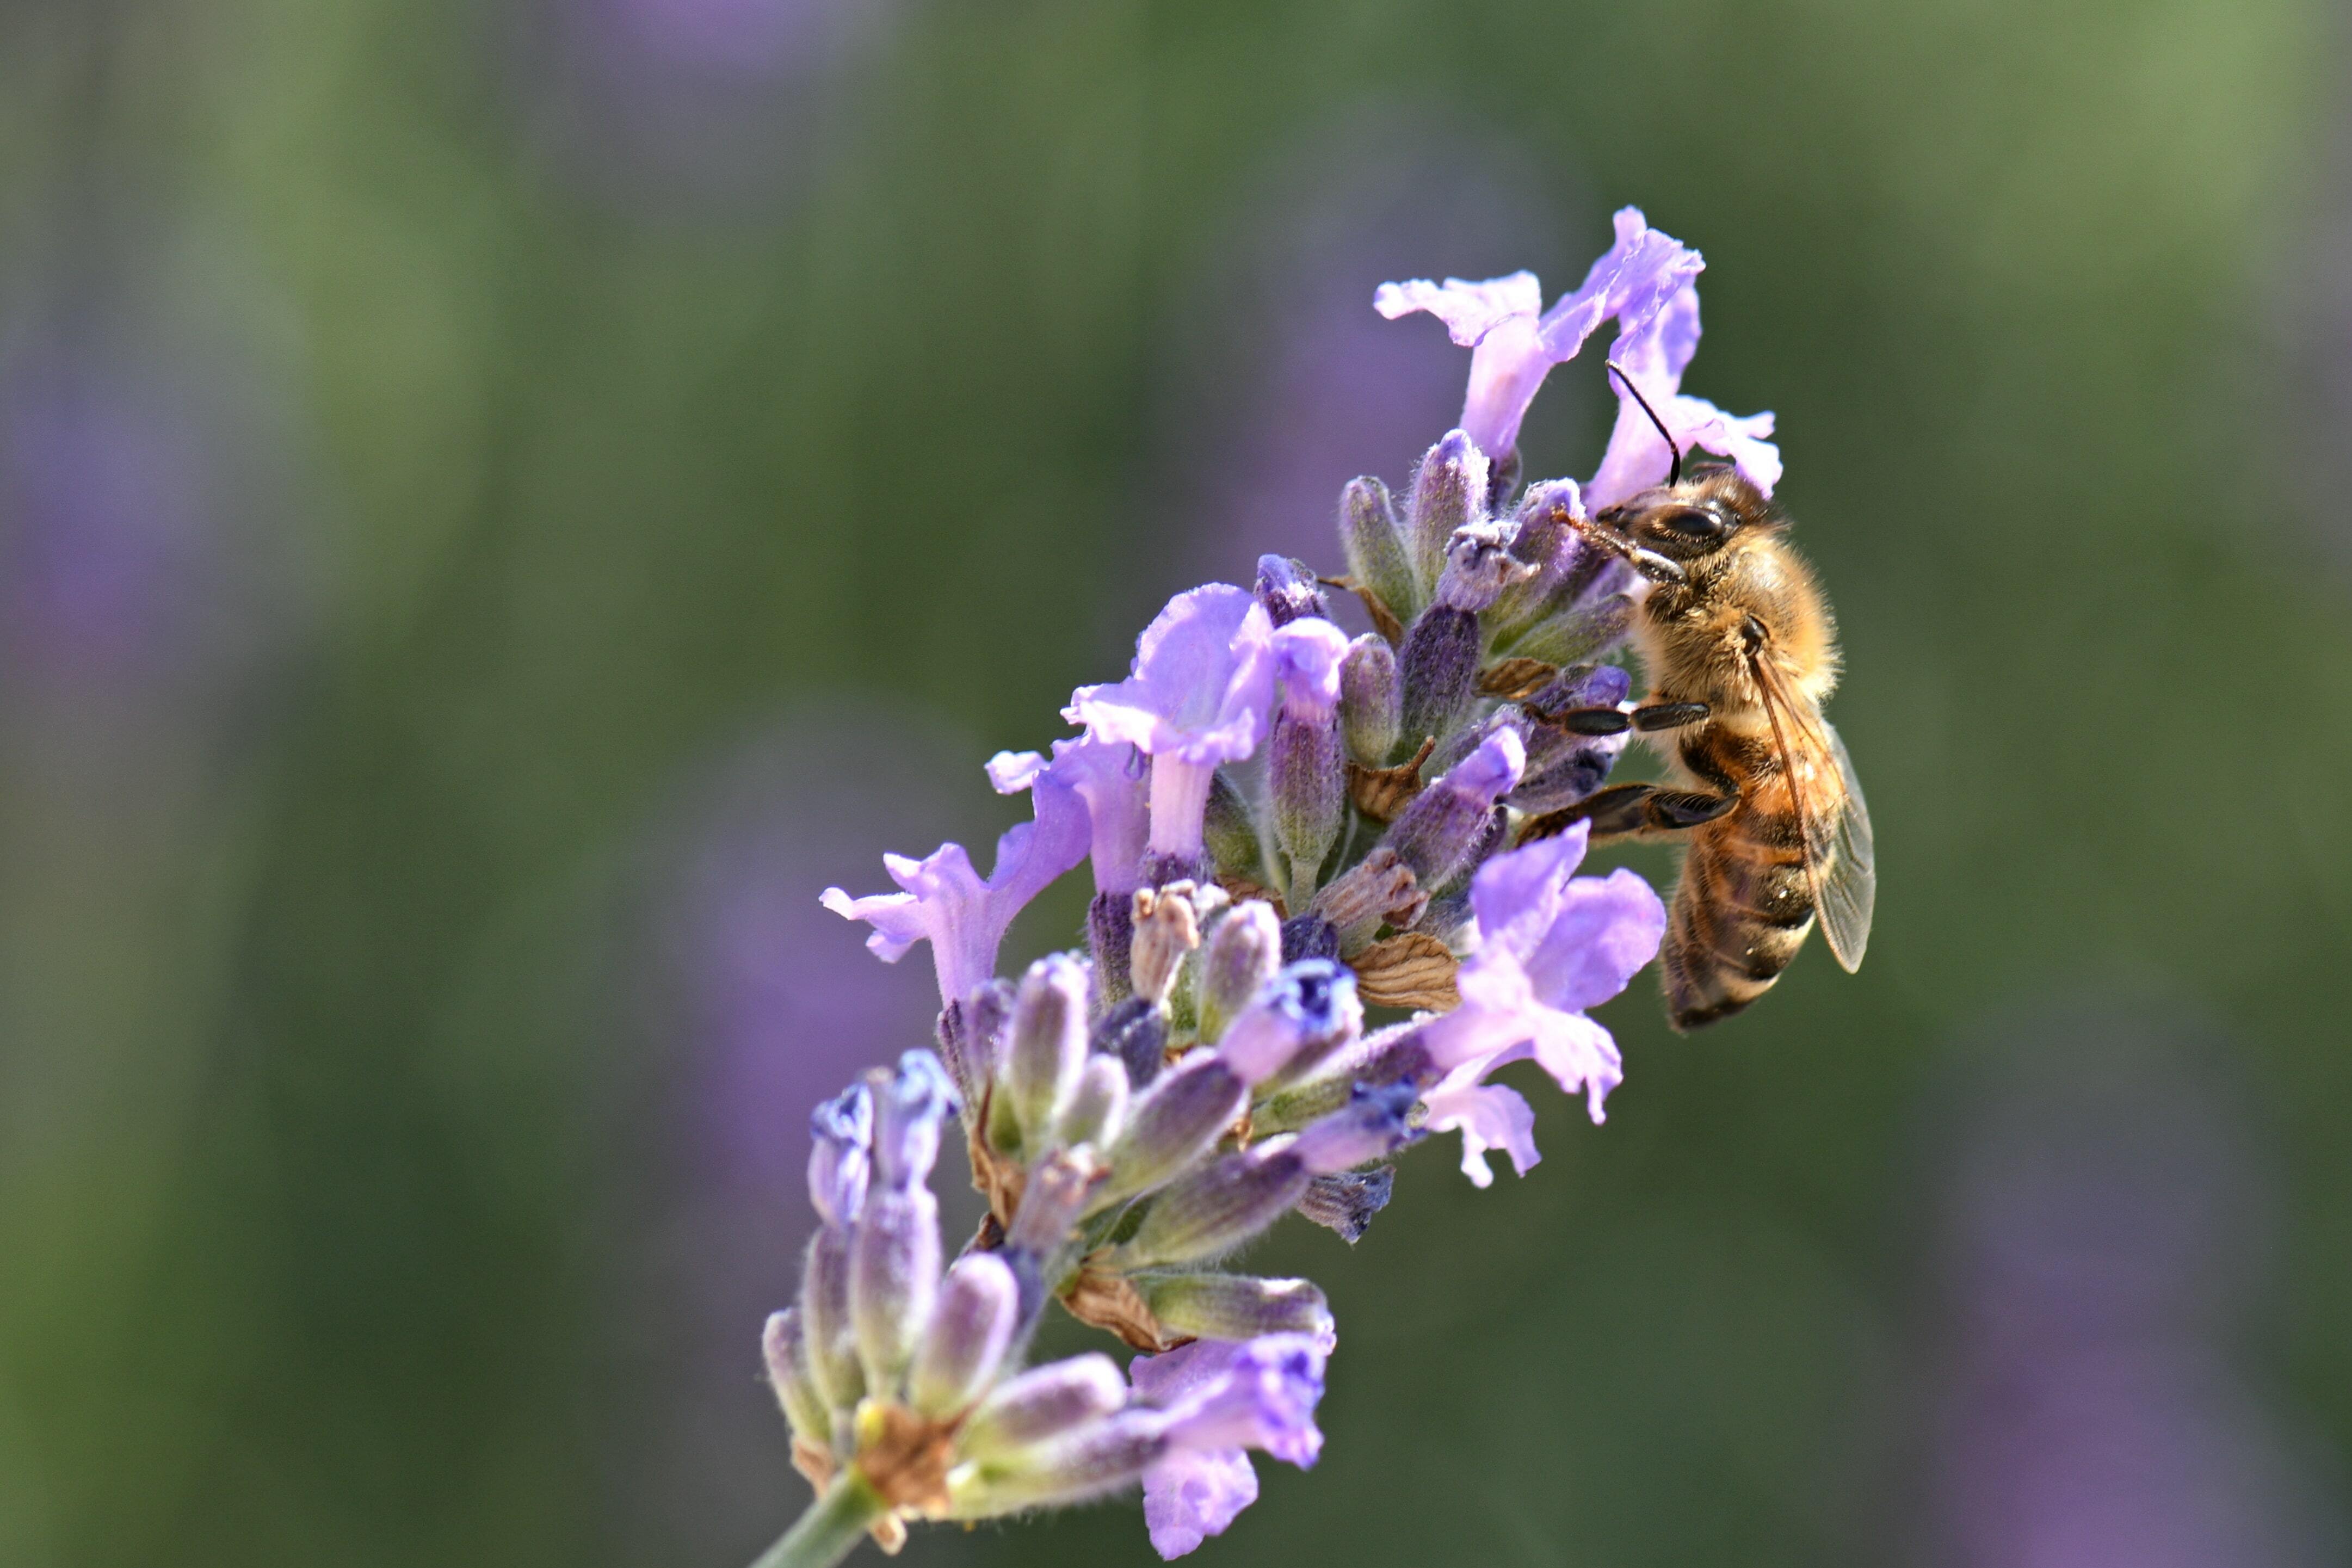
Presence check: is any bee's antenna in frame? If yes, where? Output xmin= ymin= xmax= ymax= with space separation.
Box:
xmin=1606 ymin=360 xmax=1681 ymax=487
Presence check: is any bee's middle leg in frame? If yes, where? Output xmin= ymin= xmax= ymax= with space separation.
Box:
xmin=1536 ymin=701 xmax=1712 ymax=737
xmin=1518 ymin=782 xmax=1736 ymax=845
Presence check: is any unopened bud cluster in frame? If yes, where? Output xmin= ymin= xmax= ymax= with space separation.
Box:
xmin=786 ymin=207 xmax=1780 ymax=1564
xmin=767 ymin=1052 xmax=1333 ymax=1559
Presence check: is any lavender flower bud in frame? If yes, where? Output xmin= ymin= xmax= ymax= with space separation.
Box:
xmin=1117 ymin=1086 xmax=1411 ymax=1268
xmin=1338 ymin=633 xmax=1401 ymax=765
xmin=1297 ymin=1168 xmax=1395 ymax=1243
xmin=1134 ymin=1274 xmax=1335 ymax=1347
xmin=958 ymin=1353 xmax=1129 ymax=1460
xmin=950 ymin=1410 xmax=1166 ymax=1515
xmin=1404 ymin=430 xmax=1488 ymax=600
xmin=1289 ymin=1082 xmax=1421 ymax=1171
xmin=1508 ymin=589 xmax=1634 ymax=667
xmin=1114 ymin=1146 xmax=1314 ymax=1267
xmin=1268 ymin=621 xmax=1348 ymax=901
xmin=1338 ymin=474 xmax=1418 ymax=623
xmin=1397 ymin=605 xmax=1479 ymax=746
xmin=1091 ymin=996 xmax=1169 ymax=1090
xmin=1005 ymin=954 xmax=1089 ymax=1137
xmin=1279 ymin=913 xmax=1342 ymax=963
xmin=1004 ymin=1151 xmax=1104 ymax=1323
xmin=1414 ymin=884 xmax=1475 ymax=943
xmin=1217 ymin=960 xmax=1360 ymax=1087
xmin=1201 ymin=770 xmax=1263 ymax=885
xmin=1253 ymin=554 xmax=1328 ymax=626
xmin=1099 ymin=1054 xmax=1250 ymax=1204
xmin=1196 ymin=901 xmax=1282 ymax=1045
xmin=940 ymin=979 xmax=1013 ymax=1112
xmin=1129 ymin=882 xmax=1209 ymax=1007
xmin=1513 ymin=663 xmax=1633 ymax=812
xmin=1433 ymin=516 xmax=1535 ymax=613
xmin=1255 ymin=1022 xmax=1438 ymax=1135
xmin=1087 ymin=891 xmax=1134 ymax=1011
xmin=1054 ymin=1053 xmax=1130 ymax=1150
xmin=1004 ymin=1149 xmax=1100 ymax=1261
xmin=806 ymin=1082 xmax=872 ymax=1229
xmin=762 ymin=1307 xmax=832 ymax=1444
xmin=850 ymin=1186 xmax=940 ymax=1393
xmin=909 ymin=1253 xmax=1020 ymax=1417
xmin=799 ymin=1226 xmax=862 ymax=1410
xmin=1381 ymin=727 xmax=1524 ymax=889
xmin=871 ymin=1050 xmax=959 ymax=1192
xmin=1484 ymin=478 xmax=1586 ymax=639
xmin=1305 ymin=845 xmax=1424 ymax=950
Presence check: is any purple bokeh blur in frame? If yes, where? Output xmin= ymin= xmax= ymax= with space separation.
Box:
xmin=1913 ymin=1001 xmax=2341 ymax=1568
xmin=1132 ymin=111 xmax=1582 ymax=643
xmin=606 ymin=705 xmax=986 ymax=1563
xmin=0 ymin=237 xmax=313 ymax=766
xmin=511 ymin=0 xmax=900 ymax=211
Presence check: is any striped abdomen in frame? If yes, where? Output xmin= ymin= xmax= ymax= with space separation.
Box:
xmin=1661 ymin=726 xmax=1820 ymax=1030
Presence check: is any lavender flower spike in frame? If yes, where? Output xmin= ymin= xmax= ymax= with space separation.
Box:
xmin=822 ymin=757 xmax=1090 ymax=1007
xmin=1417 ymin=822 xmax=1665 ymax=1182
xmin=1066 ymin=584 xmax=1277 ymax=870
xmin=1132 ymin=1335 xmax=1329 ymax=1558
xmin=1373 ymin=207 xmax=1702 ymax=464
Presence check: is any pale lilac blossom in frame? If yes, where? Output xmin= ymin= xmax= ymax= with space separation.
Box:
xmin=1065 ymin=584 xmax=1277 ymax=861
xmin=820 ymin=758 xmax=1089 ymax=1006
xmin=1376 ymin=207 xmax=1780 ymax=505
xmin=1132 ymin=1334 xmax=1329 ymax=1558
xmin=1418 ymin=822 xmax=1665 ymax=1182
xmin=1374 ymin=207 xmax=1697 ymax=464
xmin=989 ymin=734 xmax=1151 ymax=896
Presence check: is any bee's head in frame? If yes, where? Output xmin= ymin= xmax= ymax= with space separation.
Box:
xmin=1598 ymin=467 xmax=1776 ymax=563
xmin=1590 ymin=360 xmax=1780 ymax=566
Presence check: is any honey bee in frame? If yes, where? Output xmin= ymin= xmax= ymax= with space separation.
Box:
xmin=1521 ymin=366 xmax=1874 ymax=1029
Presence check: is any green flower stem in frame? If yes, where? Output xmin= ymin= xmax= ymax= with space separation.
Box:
xmin=746 ymin=1473 xmax=890 ymax=1568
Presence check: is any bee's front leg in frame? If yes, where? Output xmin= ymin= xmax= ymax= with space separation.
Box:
xmin=1517 ymin=782 xmax=1735 ymax=844
xmin=1571 ymin=517 xmax=1688 ymax=586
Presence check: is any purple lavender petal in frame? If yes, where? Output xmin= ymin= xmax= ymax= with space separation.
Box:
xmin=1142 ymin=1448 xmax=1260 ymax=1559
xmin=1465 ymin=819 xmax=1589 ymax=950
xmin=1586 ymin=382 xmax=1782 ymax=510
xmin=1375 ymin=208 xmax=1703 ymax=465
xmin=991 ymin=734 xmax=1151 ymax=897
xmin=1067 ymin=584 xmax=1279 ymax=860
xmin=1370 ymin=272 xmax=1547 ymax=461
xmin=821 ymin=756 xmax=1090 ymax=1005
xmin=1416 ymin=834 xmax=1661 ymax=1136
xmin=1133 ymin=1335 xmax=1328 ymax=1471
xmin=1583 ymin=274 xmax=1780 ymax=508
xmin=1270 ymin=616 xmax=1350 ymax=722
xmin=1516 ymin=868 xmax=1671 ymax=1016
xmin=1065 ymin=584 xmax=1277 ymax=767
xmin=1419 ymin=1075 xmax=1540 ymax=1187
xmin=1539 ymin=209 xmax=1705 ymax=370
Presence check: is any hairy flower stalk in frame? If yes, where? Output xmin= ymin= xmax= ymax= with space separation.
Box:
xmin=777 ymin=206 xmax=1776 ymax=1563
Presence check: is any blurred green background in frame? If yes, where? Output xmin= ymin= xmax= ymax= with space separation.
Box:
xmin=4 ymin=0 xmax=2349 ymax=1564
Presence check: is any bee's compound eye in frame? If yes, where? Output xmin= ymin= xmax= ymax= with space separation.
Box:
xmin=1653 ymin=506 xmax=1728 ymax=541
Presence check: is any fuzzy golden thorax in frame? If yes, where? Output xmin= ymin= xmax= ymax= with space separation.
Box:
xmin=1598 ymin=469 xmax=1839 ymax=741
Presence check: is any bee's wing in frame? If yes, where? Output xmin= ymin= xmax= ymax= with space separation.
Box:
xmin=1810 ymin=716 xmax=1875 ymax=971
xmin=1748 ymin=651 xmax=1876 ymax=973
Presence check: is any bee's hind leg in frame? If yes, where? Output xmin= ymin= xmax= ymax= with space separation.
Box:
xmin=1517 ymin=782 xmax=1734 ymax=845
